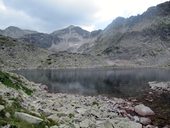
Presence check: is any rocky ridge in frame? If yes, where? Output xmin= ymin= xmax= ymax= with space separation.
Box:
xmin=9 ymin=25 xmax=102 ymax=53
xmin=0 ymin=35 xmax=107 ymax=70
xmin=80 ymin=1 xmax=170 ymax=67
xmin=0 ymin=26 xmax=37 ymax=38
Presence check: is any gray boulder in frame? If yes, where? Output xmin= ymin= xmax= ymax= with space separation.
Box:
xmin=134 ymin=104 xmax=155 ymax=116
xmin=80 ymin=119 xmax=93 ymax=128
xmin=111 ymin=118 xmax=142 ymax=128
xmin=97 ymin=120 xmax=113 ymax=128
xmin=140 ymin=117 xmax=151 ymax=125
xmin=50 ymin=126 xmax=59 ymax=128
xmin=47 ymin=114 xmax=60 ymax=122
xmin=0 ymin=105 xmax=5 ymax=111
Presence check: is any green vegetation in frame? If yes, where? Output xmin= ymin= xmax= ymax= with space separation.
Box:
xmin=92 ymin=101 xmax=99 ymax=106
xmin=68 ymin=113 xmax=75 ymax=118
xmin=0 ymin=96 xmax=58 ymax=128
xmin=0 ymin=71 xmax=33 ymax=95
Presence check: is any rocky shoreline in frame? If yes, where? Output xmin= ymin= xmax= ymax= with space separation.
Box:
xmin=0 ymin=71 xmax=169 ymax=128
xmin=149 ymin=81 xmax=170 ymax=93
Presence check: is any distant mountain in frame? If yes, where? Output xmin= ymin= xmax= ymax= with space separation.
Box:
xmin=0 ymin=35 xmax=105 ymax=69
xmin=0 ymin=1 xmax=170 ymax=68
xmin=0 ymin=26 xmax=37 ymax=38
xmin=19 ymin=25 xmax=101 ymax=52
xmin=49 ymin=25 xmax=101 ymax=52
xmin=82 ymin=1 xmax=170 ymax=66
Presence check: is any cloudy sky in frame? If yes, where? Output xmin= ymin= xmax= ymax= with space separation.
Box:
xmin=0 ymin=0 xmax=168 ymax=33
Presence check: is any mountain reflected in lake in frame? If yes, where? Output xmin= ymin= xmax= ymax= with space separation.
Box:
xmin=14 ymin=68 xmax=170 ymax=98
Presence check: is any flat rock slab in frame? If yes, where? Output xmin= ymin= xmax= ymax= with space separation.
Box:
xmin=15 ymin=112 xmax=43 ymax=124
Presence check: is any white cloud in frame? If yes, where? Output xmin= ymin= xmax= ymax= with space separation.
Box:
xmin=0 ymin=0 xmax=168 ymax=32
xmin=0 ymin=0 xmax=5 ymax=10
xmin=92 ymin=0 xmax=168 ymax=29
xmin=80 ymin=24 xmax=96 ymax=32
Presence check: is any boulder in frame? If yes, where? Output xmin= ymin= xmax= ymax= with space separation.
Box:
xmin=140 ymin=117 xmax=151 ymax=125
xmin=97 ymin=120 xmax=113 ymax=128
xmin=114 ymin=121 xmax=142 ymax=128
xmin=76 ymin=108 xmax=87 ymax=115
xmin=90 ymin=109 xmax=100 ymax=118
xmin=133 ymin=116 xmax=140 ymax=122
xmin=50 ymin=126 xmax=59 ymax=128
xmin=1 ymin=124 xmax=11 ymax=128
xmin=145 ymin=125 xmax=158 ymax=128
xmin=0 ymin=105 xmax=5 ymax=111
xmin=111 ymin=118 xmax=142 ymax=128
xmin=80 ymin=119 xmax=92 ymax=128
xmin=134 ymin=104 xmax=155 ymax=116
xmin=5 ymin=112 xmax=10 ymax=118
xmin=15 ymin=112 xmax=43 ymax=124
xmin=47 ymin=114 xmax=60 ymax=122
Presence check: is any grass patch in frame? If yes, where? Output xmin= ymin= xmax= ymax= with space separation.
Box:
xmin=0 ymin=71 xmax=33 ymax=95
xmin=0 ymin=116 xmax=48 ymax=128
xmin=92 ymin=101 xmax=99 ymax=106
xmin=0 ymin=97 xmax=58 ymax=128
xmin=0 ymin=71 xmax=59 ymax=127
xmin=68 ymin=113 xmax=75 ymax=118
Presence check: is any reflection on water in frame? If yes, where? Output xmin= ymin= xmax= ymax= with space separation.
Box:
xmin=14 ymin=68 xmax=170 ymax=98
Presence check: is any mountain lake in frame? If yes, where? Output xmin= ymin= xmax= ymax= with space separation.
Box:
xmin=14 ymin=68 xmax=170 ymax=126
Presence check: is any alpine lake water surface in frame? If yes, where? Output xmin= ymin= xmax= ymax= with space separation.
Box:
xmin=14 ymin=68 xmax=170 ymax=126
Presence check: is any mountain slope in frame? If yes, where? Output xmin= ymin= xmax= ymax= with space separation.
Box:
xmin=0 ymin=35 xmax=106 ymax=69
xmin=1 ymin=26 xmax=37 ymax=38
xmin=49 ymin=25 xmax=101 ymax=52
xmin=19 ymin=25 xmax=101 ymax=52
xmin=84 ymin=1 xmax=170 ymax=66
xmin=19 ymin=33 xmax=61 ymax=49
xmin=0 ymin=35 xmax=49 ymax=69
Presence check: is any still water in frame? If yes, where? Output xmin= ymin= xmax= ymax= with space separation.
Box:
xmin=14 ymin=68 xmax=170 ymax=98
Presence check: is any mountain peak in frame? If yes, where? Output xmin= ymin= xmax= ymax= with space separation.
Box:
xmin=2 ymin=26 xmax=37 ymax=38
xmin=52 ymin=25 xmax=90 ymax=36
xmin=67 ymin=25 xmax=76 ymax=29
xmin=142 ymin=1 xmax=170 ymax=17
xmin=5 ymin=26 xmax=21 ymax=31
